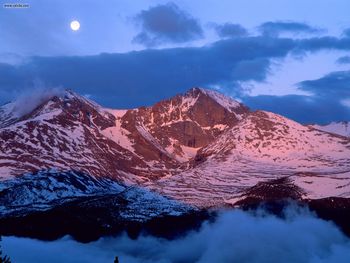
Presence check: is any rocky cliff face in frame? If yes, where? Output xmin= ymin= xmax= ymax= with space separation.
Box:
xmin=115 ymin=87 xmax=249 ymax=165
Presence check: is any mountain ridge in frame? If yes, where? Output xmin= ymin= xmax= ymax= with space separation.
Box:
xmin=1 ymin=87 xmax=349 ymax=211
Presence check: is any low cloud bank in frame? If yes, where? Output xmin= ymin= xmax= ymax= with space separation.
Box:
xmin=3 ymin=207 xmax=350 ymax=263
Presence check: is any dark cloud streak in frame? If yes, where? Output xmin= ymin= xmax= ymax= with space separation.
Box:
xmin=243 ymin=95 xmax=350 ymax=124
xmin=259 ymin=21 xmax=322 ymax=37
xmin=295 ymin=37 xmax=350 ymax=54
xmin=298 ymin=70 xmax=350 ymax=98
xmin=344 ymin=28 xmax=350 ymax=37
xmin=244 ymin=70 xmax=350 ymax=124
xmin=336 ymin=56 xmax=350 ymax=64
xmin=214 ymin=23 xmax=248 ymax=38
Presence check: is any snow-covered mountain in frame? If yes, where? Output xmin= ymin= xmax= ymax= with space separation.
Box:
xmin=0 ymin=87 xmax=350 ymax=222
xmin=0 ymin=88 xmax=248 ymax=182
xmin=154 ymin=111 xmax=350 ymax=207
xmin=312 ymin=121 xmax=350 ymax=137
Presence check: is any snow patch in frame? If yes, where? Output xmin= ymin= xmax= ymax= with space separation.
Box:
xmin=312 ymin=122 xmax=350 ymax=137
xmin=198 ymin=88 xmax=241 ymax=111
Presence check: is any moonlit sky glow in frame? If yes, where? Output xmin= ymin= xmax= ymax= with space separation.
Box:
xmin=0 ymin=0 xmax=349 ymax=124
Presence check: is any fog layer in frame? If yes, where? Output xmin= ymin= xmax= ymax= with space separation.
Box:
xmin=3 ymin=207 xmax=350 ymax=263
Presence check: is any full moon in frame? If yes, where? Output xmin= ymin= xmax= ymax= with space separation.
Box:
xmin=70 ymin=20 xmax=80 ymax=31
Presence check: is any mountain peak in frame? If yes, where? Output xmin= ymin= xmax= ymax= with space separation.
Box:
xmin=0 ymin=88 xmax=114 ymax=131
xmin=1 ymin=88 xmax=69 ymax=122
xmin=145 ymin=87 xmax=250 ymax=129
xmin=184 ymin=87 xmax=244 ymax=113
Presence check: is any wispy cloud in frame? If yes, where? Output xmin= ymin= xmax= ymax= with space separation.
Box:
xmin=12 ymin=84 xmax=64 ymax=117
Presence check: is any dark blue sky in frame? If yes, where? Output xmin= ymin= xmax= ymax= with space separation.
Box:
xmin=1 ymin=0 xmax=350 ymax=124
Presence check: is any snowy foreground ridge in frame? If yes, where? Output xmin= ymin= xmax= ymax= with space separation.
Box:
xmin=0 ymin=87 xmax=350 ymax=217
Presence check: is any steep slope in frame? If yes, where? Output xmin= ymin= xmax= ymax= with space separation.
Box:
xmin=312 ymin=121 xmax=350 ymax=137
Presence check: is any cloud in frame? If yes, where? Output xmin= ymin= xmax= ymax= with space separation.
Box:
xmin=1 ymin=32 xmax=350 ymax=123
xmin=214 ymin=23 xmax=248 ymax=38
xmin=3 ymin=207 xmax=350 ymax=263
xmin=133 ymin=2 xmax=203 ymax=46
xmin=12 ymin=85 xmax=64 ymax=117
xmin=298 ymin=70 xmax=350 ymax=98
xmin=0 ymin=36 xmax=295 ymax=108
xmin=295 ymin=37 xmax=350 ymax=54
xmin=343 ymin=28 xmax=350 ymax=38
xmin=243 ymin=70 xmax=350 ymax=124
xmin=259 ymin=21 xmax=322 ymax=37
xmin=336 ymin=56 xmax=350 ymax=64
xmin=243 ymin=94 xmax=350 ymax=124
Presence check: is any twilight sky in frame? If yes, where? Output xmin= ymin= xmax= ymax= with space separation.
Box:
xmin=1 ymin=0 xmax=350 ymax=124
